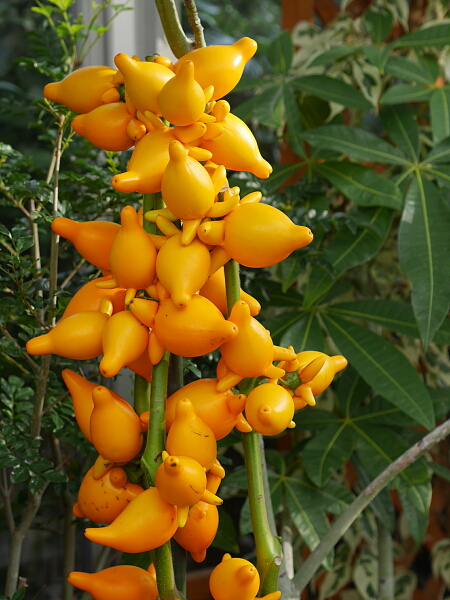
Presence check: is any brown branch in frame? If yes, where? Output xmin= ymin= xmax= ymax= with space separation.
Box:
xmin=183 ymin=0 xmax=205 ymax=48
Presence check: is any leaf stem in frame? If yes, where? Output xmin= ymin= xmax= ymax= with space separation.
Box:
xmin=183 ymin=0 xmax=205 ymax=48
xmin=293 ymin=416 xmax=450 ymax=592
xmin=154 ymin=0 xmax=194 ymax=58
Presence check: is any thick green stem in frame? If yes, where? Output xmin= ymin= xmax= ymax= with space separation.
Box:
xmin=134 ymin=375 xmax=150 ymax=415
xmin=171 ymin=539 xmax=187 ymax=598
xmin=154 ymin=541 xmax=186 ymax=600
xmin=142 ymin=351 xmax=169 ymax=486
xmin=143 ymin=193 xmax=164 ymax=234
xmin=377 ymin=519 xmax=394 ymax=600
xmin=293 ymin=416 xmax=450 ymax=592
xmin=154 ymin=0 xmax=194 ymax=58
xmin=184 ymin=0 xmax=205 ymax=48
xmin=242 ymin=432 xmax=282 ymax=594
xmin=224 ymin=259 xmax=240 ymax=316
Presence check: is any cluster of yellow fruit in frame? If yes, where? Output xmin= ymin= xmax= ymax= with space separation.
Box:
xmin=31 ymin=36 xmax=347 ymax=600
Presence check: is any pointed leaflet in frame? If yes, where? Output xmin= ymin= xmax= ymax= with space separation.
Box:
xmin=335 ymin=365 xmax=371 ymax=416
xmin=308 ymin=46 xmax=358 ymax=68
xmin=322 ymin=314 xmax=435 ymax=430
xmin=363 ymin=5 xmax=393 ymax=43
xmin=283 ymin=82 xmax=306 ymax=158
xmin=263 ymin=163 xmax=304 ymax=193
xmin=267 ymin=30 xmax=294 ymax=75
xmin=294 ymin=408 xmax=341 ymax=430
xmin=284 ymin=476 xmax=353 ymax=519
xmin=315 ymin=162 xmax=403 ymax=209
xmin=422 ymin=164 xmax=450 ymax=189
xmin=300 ymin=125 xmax=409 ymax=165
xmin=302 ymin=425 xmax=355 ymax=487
xmin=263 ymin=310 xmax=324 ymax=351
xmin=353 ymin=423 xmax=431 ymax=514
xmin=380 ymin=104 xmax=420 ymax=160
xmin=430 ymin=88 xmax=450 ymax=145
xmin=380 ymin=84 xmax=433 ymax=105
xmin=303 ymin=206 xmax=394 ymax=307
xmin=251 ymin=85 xmax=284 ymax=127
xmin=289 ymin=76 xmax=373 ymax=110
xmin=393 ymin=23 xmax=450 ymax=49
xmin=328 ymin=299 xmax=450 ymax=344
xmin=424 ymin=137 xmax=450 ymax=164
xmin=398 ymin=173 xmax=450 ymax=349
xmin=383 ymin=55 xmax=434 ymax=85
xmin=284 ymin=477 xmax=333 ymax=569
xmin=399 ymin=493 xmax=429 ymax=547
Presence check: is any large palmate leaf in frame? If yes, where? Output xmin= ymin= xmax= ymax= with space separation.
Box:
xmin=289 ymin=76 xmax=373 ymax=110
xmin=335 ymin=366 xmax=371 ymax=416
xmin=327 ymin=299 xmax=450 ymax=345
xmin=380 ymin=104 xmax=420 ymax=160
xmin=430 ymin=88 xmax=450 ymax=145
xmin=363 ymin=5 xmax=393 ymax=44
xmin=315 ymin=162 xmax=403 ymax=209
xmin=383 ymin=55 xmax=435 ymax=85
xmin=425 ymin=137 xmax=450 ymax=164
xmin=380 ymin=84 xmax=433 ymax=105
xmin=353 ymin=423 xmax=431 ymax=513
xmin=423 ymin=164 xmax=450 ymax=189
xmin=263 ymin=163 xmax=304 ymax=193
xmin=308 ymin=45 xmax=358 ymax=68
xmin=303 ymin=207 xmax=394 ymax=307
xmin=262 ymin=311 xmax=324 ymax=351
xmin=267 ymin=30 xmax=294 ymax=75
xmin=323 ymin=314 xmax=435 ymax=430
xmin=302 ymin=425 xmax=355 ymax=487
xmin=398 ymin=173 xmax=450 ymax=348
xmin=393 ymin=23 xmax=450 ymax=49
xmin=300 ymin=125 xmax=409 ymax=165
xmin=284 ymin=477 xmax=333 ymax=569
xmin=294 ymin=408 xmax=341 ymax=430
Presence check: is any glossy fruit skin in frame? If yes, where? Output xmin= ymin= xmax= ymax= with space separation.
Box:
xmin=244 ymin=383 xmax=295 ymax=436
xmin=26 ymin=311 xmax=109 ymax=360
xmin=109 ymin=206 xmax=157 ymax=291
xmin=68 ymin=565 xmax=157 ymax=600
xmin=155 ymin=454 xmax=208 ymax=508
xmin=209 ymin=554 xmax=260 ymax=600
xmin=152 ymin=296 xmax=238 ymax=358
xmin=158 ymin=60 xmax=206 ymax=126
xmin=166 ymin=398 xmax=217 ymax=470
xmin=52 ymin=218 xmax=120 ymax=271
xmin=294 ymin=351 xmax=348 ymax=405
xmin=174 ymin=37 xmax=257 ymax=100
xmin=166 ymin=379 xmax=246 ymax=440
xmin=44 ymin=65 xmax=118 ymax=114
xmin=114 ymin=53 xmax=174 ymax=115
xmin=222 ymin=203 xmax=313 ymax=268
xmin=156 ymin=232 xmax=211 ymax=308
xmin=90 ymin=386 xmax=143 ymax=463
xmin=201 ymin=102 xmax=272 ymax=179
xmin=84 ymin=487 xmax=178 ymax=553
xmin=200 ymin=267 xmax=261 ymax=317
xmin=161 ymin=141 xmax=216 ymax=220
xmin=100 ymin=310 xmax=149 ymax=378
xmin=60 ymin=277 xmax=126 ymax=321
xmin=112 ymin=128 xmax=176 ymax=194
xmin=71 ymin=102 xmax=145 ymax=151
xmin=73 ymin=466 xmax=144 ymax=524
xmin=173 ymin=501 xmax=219 ymax=562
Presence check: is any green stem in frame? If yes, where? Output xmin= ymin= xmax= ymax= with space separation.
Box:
xmin=154 ymin=0 xmax=194 ymax=58
xmin=171 ymin=539 xmax=187 ymax=598
xmin=293 ymin=416 xmax=450 ymax=592
xmin=154 ymin=541 xmax=185 ymax=600
xmin=143 ymin=193 xmax=164 ymax=234
xmin=242 ymin=432 xmax=282 ymax=594
xmin=377 ymin=518 xmax=394 ymax=600
xmin=134 ymin=375 xmax=150 ymax=415
xmin=141 ymin=351 xmax=169 ymax=486
xmin=183 ymin=0 xmax=205 ymax=48
xmin=224 ymin=259 xmax=240 ymax=316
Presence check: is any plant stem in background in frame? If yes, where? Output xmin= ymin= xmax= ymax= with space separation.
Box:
xmin=154 ymin=0 xmax=194 ymax=58
xmin=377 ymin=518 xmax=394 ymax=600
xmin=184 ymin=0 xmax=205 ymax=48
xmin=293 ymin=416 xmax=450 ymax=592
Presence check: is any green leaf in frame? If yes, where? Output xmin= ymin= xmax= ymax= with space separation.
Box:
xmin=10 ymin=465 xmax=30 ymax=484
xmin=380 ymin=104 xmax=420 ymax=160
xmin=425 ymin=137 xmax=450 ymax=164
xmin=283 ymin=83 xmax=306 ymax=158
xmin=303 ymin=206 xmax=394 ymax=307
xmin=352 ymin=456 xmax=396 ymax=533
xmin=399 ymin=492 xmax=429 ymax=546
xmin=363 ymin=45 xmax=393 ymax=71
xmin=363 ymin=5 xmax=393 ymax=44
xmin=430 ymin=88 xmax=450 ymax=145
xmin=320 ymin=479 xmax=355 ymax=515
xmin=43 ymin=469 xmax=68 ymax=483
xmin=284 ymin=478 xmax=333 ymax=569
xmin=294 ymin=408 xmax=341 ymax=430
xmin=315 ymin=162 xmax=403 ymax=209
xmin=302 ymin=425 xmax=355 ymax=487
xmin=251 ymin=85 xmax=284 ymax=127
xmin=232 ymin=76 xmax=273 ymax=92
xmin=263 ymin=163 xmax=304 ymax=194
xmin=353 ymin=547 xmax=379 ymax=600
xmin=336 ymin=366 xmax=371 ymax=416
xmin=353 ymin=423 xmax=431 ymax=513
xmin=423 ymin=164 xmax=450 ymax=189
xmin=212 ymin=507 xmax=240 ymax=554
xmin=429 ymin=461 xmax=450 ymax=482
xmin=29 ymin=475 xmax=46 ymax=495
xmin=299 ymin=125 xmax=409 ymax=165
xmin=318 ymin=542 xmax=353 ymax=600
xmin=267 ymin=30 xmax=294 ymax=75
xmin=323 ymin=314 xmax=435 ymax=430
xmin=308 ymin=46 xmax=358 ymax=68
xmin=121 ymin=551 xmax=153 ymax=569
xmin=262 ymin=312 xmax=308 ymax=345
xmin=416 ymin=52 xmax=440 ymax=83
xmin=398 ymin=174 xmax=450 ymax=349
xmin=11 ymin=590 xmax=26 ymax=600
xmin=380 ymin=84 xmax=433 ymax=105
xmin=290 ymin=76 xmax=373 ymax=110
xmin=279 ymin=311 xmax=324 ymax=352
xmin=384 ymin=55 xmax=435 ymax=85
xmin=394 ymin=23 xmax=450 ymax=49
xmin=251 ymin=278 xmax=303 ymax=307
xmin=279 ymin=250 xmax=303 ymax=292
